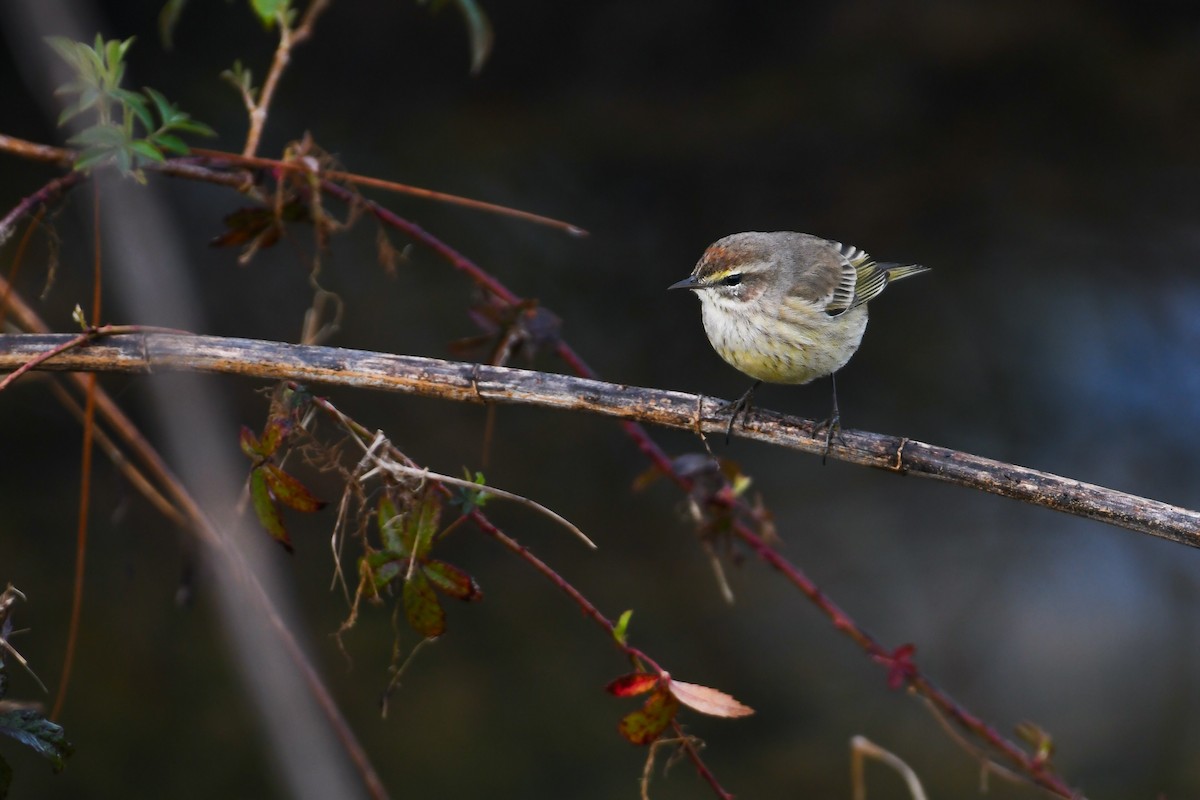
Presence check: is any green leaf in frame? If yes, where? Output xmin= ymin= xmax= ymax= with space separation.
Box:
xmin=251 ymin=0 xmax=289 ymax=25
xmin=85 ymin=34 xmax=108 ymax=75
xmin=366 ymin=553 xmax=405 ymax=590
xmin=250 ymin=467 xmax=291 ymax=551
xmin=613 ymin=609 xmax=633 ymax=645
xmin=67 ymin=123 xmax=126 ymax=147
xmin=451 ymin=469 xmax=491 ymax=514
xmin=262 ymin=463 xmax=325 ymax=513
xmin=422 ymin=560 xmax=482 ymax=601
xmin=128 ymin=139 xmax=165 ymax=163
xmin=402 ymin=571 xmax=445 ymax=638
xmin=378 ymin=495 xmax=405 ymax=554
xmin=410 ymin=492 xmax=441 ymax=559
xmin=112 ymin=88 xmax=153 ymax=130
xmin=221 ymin=60 xmax=256 ymax=94
xmin=72 ymin=148 xmax=114 ymax=173
xmin=150 ymin=133 xmax=188 ymax=155
xmin=45 ymin=37 xmax=84 ymax=71
xmin=105 ymin=37 xmax=130 ymax=74
xmin=617 ymin=690 xmax=679 ymax=745
xmin=159 ymin=0 xmax=189 ymax=49
xmin=166 ymin=118 xmax=216 ymax=137
xmin=0 ymin=706 xmax=74 ymax=771
xmin=143 ymin=86 xmax=174 ymax=124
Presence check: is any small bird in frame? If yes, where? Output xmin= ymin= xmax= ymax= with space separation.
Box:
xmin=669 ymin=231 xmax=928 ymax=450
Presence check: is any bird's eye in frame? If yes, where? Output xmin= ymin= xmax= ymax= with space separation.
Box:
xmin=720 ymin=274 xmax=743 ymax=287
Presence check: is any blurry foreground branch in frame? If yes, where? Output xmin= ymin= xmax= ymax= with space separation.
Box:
xmin=2 ymin=331 xmax=1197 ymax=549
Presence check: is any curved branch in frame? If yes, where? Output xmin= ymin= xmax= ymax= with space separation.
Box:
xmin=1 ymin=332 xmax=1196 ymax=549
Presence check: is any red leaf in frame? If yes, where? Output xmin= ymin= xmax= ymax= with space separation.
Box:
xmin=618 ymin=690 xmax=679 ymax=745
xmin=262 ymin=463 xmax=326 ymax=513
xmin=422 ymin=559 xmax=482 ymax=601
xmin=250 ymin=467 xmax=291 ymax=552
xmin=667 ymin=679 xmax=754 ymax=718
xmin=605 ymin=672 xmax=659 ymax=698
xmin=402 ymin=570 xmax=445 ymax=638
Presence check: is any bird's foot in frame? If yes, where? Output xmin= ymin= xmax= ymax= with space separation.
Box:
xmin=718 ymin=383 xmax=760 ymax=444
xmin=809 ymin=413 xmax=844 ymax=464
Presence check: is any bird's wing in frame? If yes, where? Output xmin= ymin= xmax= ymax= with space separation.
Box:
xmin=825 ymin=241 xmax=866 ymax=315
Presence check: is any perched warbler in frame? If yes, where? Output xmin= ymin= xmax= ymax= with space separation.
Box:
xmin=669 ymin=231 xmax=928 ymax=447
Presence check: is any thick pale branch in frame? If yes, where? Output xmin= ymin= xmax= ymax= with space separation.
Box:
xmin=2 ymin=332 xmax=1197 ymax=549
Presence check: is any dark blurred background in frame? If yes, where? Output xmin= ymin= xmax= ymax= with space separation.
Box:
xmin=3 ymin=1 xmax=1200 ymax=797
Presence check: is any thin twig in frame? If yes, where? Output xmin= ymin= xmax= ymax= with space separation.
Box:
xmin=358 ymin=457 xmax=597 ymax=550
xmin=241 ymin=0 xmax=331 ymax=157
xmin=187 ymin=148 xmax=588 ymax=235
xmin=0 ymin=170 xmax=83 ymax=247
xmin=850 ymin=736 xmax=929 ymax=800
xmin=51 ymin=183 xmax=104 ymax=720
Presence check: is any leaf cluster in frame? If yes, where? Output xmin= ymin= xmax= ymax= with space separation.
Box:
xmin=48 ymin=35 xmax=215 ymax=181
xmin=359 ymin=492 xmax=483 ymax=639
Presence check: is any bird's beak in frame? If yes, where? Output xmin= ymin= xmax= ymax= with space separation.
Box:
xmin=668 ymin=275 xmax=701 ymax=291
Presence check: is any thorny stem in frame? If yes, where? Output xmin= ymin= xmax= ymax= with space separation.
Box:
xmin=333 ymin=191 xmax=1083 ymax=797
xmin=0 ymin=136 xmax=1083 ymax=796
xmin=466 ymin=511 xmax=664 ymax=673
xmin=670 ymin=720 xmax=735 ymax=800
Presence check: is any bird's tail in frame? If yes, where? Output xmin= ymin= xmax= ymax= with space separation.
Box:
xmin=881 ymin=263 xmax=930 ymax=283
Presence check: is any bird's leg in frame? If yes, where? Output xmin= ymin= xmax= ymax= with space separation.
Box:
xmin=810 ymin=373 xmax=843 ymax=464
xmin=719 ymin=380 xmax=761 ymax=443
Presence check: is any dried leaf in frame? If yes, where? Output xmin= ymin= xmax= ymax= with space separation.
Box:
xmin=667 ymin=679 xmax=754 ymax=718
xmin=617 ymin=690 xmax=678 ymax=745
xmin=238 ymin=425 xmax=263 ymax=458
xmin=402 ymin=571 xmax=445 ymax=638
xmin=262 ymin=463 xmax=326 ymax=513
xmin=422 ymin=560 xmax=482 ymax=601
